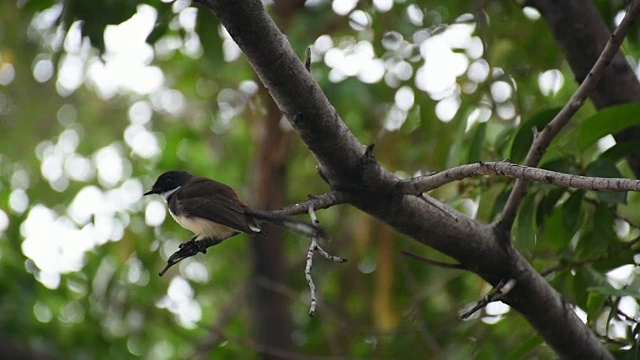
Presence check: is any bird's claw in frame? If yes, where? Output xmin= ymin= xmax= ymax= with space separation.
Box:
xmin=159 ymin=240 xmax=206 ymax=276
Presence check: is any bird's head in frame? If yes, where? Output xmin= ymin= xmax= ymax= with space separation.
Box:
xmin=144 ymin=171 xmax=193 ymax=198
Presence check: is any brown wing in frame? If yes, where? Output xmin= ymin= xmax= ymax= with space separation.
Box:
xmin=175 ymin=177 xmax=257 ymax=234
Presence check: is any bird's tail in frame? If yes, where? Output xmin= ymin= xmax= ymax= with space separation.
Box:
xmin=246 ymin=209 xmax=327 ymax=239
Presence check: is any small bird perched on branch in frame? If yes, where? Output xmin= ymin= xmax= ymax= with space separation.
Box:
xmin=144 ymin=171 xmax=327 ymax=248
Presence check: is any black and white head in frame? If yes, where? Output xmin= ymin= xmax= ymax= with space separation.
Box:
xmin=144 ymin=171 xmax=193 ymax=200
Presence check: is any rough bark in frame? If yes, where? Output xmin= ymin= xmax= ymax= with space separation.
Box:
xmin=194 ymin=0 xmax=617 ymax=358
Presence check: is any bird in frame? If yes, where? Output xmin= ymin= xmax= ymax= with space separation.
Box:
xmin=144 ymin=170 xmax=326 ymax=247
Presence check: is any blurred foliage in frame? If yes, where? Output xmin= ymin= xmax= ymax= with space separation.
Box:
xmin=1 ymin=0 xmax=639 ymax=358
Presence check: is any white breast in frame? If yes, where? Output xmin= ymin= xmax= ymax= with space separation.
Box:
xmin=171 ymin=213 xmax=237 ymax=240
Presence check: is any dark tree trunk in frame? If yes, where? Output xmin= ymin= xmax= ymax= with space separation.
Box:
xmin=249 ymin=90 xmax=294 ymax=359
xmin=248 ymin=2 xmax=304 ymax=357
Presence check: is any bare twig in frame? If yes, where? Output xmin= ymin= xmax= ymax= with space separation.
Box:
xmin=499 ymin=1 xmax=640 ymax=231
xmin=305 ymin=243 xmax=317 ymax=316
xmin=398 ymin=160 xmax=640 ymax=194
xmin=418 ymin=195 xmax=459 ymax=222
xmin=274 ymin=191 xmax=348 ymax=217
xmin=461 ymin=278 xmax=516 ymax=320
xmin=401 ymin=250 xmax=466 ymax=270
xmin=615 ymin=308 xmax=640 ymax=324
xmin=305 ymin=206 xmax=347 ymax=316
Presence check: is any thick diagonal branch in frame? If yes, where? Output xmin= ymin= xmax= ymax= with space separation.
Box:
xmin=193 ymin=0 xmax=615 ymax=357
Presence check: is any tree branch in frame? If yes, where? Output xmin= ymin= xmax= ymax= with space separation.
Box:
xmin=460 ymin=278 xmax=516 ymax=320
xmin=398 ymin=161 xmax=640 ymax=194
xmin=192 ymin=0 xmax=619 ymax=357
xmin=499 ymin=1 xmax=640 ymax=231
xmin=273 ymin=191 xmax=348 ymax=216
xmin=305 ymin=206 xmax=347 ymax=316
xmin=400 ymin=250 xmax=465 ymax=270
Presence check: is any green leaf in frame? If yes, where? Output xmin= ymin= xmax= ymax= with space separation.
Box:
xmin=477 ymin=184 xmax=506 ymax=223
xmin=495 ymin=125 xmax=517 ymax=158
xmin=585 ymin=159 xmax=627 ymax=204
xmin=467 ymin=122 xmax=487 ymax=163
xmin=575 ymin=230 xmax=606 ymax=260
xmin=516 ymin=194 xmax=536 ymax=255
xmin=585 ymin=292 xmax=607 ymax=321
xmin=587 ymin=285 xmax=640 ymax=298
xmin=550 ymin=271 xmax=575 ymax=302
xmin=476 ymin=343 xmax=499 ymax=360
xmin=197 ymin=8 xmax=224 ymax=63
xmin=507 ymin=336 xmax=544 ymax=360
xmin=578 ymin=266 xmax=609 ymax=288
xmin=577 ymin=103 xmax=640 ymax=150
xmin=145 ymin=4 xmax=173 ymax=45
xmin=536 ymin=188 xmax=565 ymax=230
xmin=540 ymin=208 xmax=569 ymax=251
xmin=561 ymin=190 xmax=583 ymax=235
xmin=492 ymin=186 xmax=512 ymax=217
xmin=600 ymin=141 xmax=640 ymax=162
xmin=593 ymin=204 xmax=616 ymax=246
xmin=509 ymin=108 xmax=560 ymax=163
xmin=540 ymin=157 xmax=577 ymax=174
xmin=592 ymin=251 xmax=634 ymax=273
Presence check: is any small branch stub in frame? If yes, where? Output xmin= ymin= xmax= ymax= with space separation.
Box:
xmin=401 ymin=249 xmax=465 ymax=270
xmin=461 ymin=278 xmax=516 ymax=320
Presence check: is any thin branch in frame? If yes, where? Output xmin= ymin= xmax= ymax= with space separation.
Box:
xmin=305 ymin=242 xmax=317 ymax=316
xmin=499 ymin=1 xmax=640 ymax=231
xmin=305 ymin=205 xmax=347 ymax=316
xmin=418 ymin=195 xmax=459 ymax=222
xmin=314 ymin=243 xmax=348 ymax=263
xmin=400 ymin=250 xmax=466 ymax=270
xmin=274 ymin=191 xmax=348 ymax=217
xmin=398 ymin=161 xmax=640 ymax=194
xmin=460 ymin=278 xmax=516 ymax=320
xmin=615 ymin=308 xmax=640 ymax=325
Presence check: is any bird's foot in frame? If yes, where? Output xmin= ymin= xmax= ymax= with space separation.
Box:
xmin=159 ymin=240 xmax=207 ymax=276
xmin=179 ymin=238 xmax=208 ymax=254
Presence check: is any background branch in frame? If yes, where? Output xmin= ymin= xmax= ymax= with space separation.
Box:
xmin=499 ymin=1 xmax=640 ymax=231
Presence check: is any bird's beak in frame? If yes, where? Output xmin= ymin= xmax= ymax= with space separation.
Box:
xmin=143 ymin=189 xmax=155 ymax=196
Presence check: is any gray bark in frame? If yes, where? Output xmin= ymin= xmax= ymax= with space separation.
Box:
xmin=193 ymin=0 xmax=619 ymax=358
